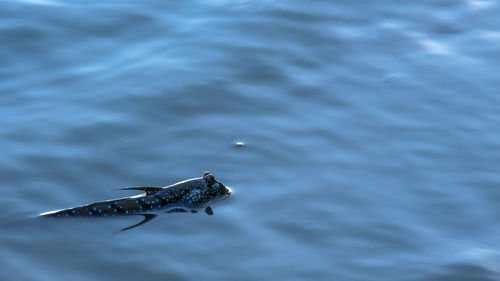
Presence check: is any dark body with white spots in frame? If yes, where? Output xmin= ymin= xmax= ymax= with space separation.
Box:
xmin=40 ymin=172 xmax=231 ymax=221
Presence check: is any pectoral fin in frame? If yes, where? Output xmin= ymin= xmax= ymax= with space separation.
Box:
xmin=120 ymin=186 xmax=163 ymax=196
xmin=205 ymin=206 xmax=213 ymax=216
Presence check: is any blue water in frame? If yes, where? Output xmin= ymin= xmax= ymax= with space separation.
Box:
xmin=2 ymin=0 xmax=500 ymax=280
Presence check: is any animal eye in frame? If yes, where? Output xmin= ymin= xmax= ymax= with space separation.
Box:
xmin=203 ymin=171 xmax=215 ymax=186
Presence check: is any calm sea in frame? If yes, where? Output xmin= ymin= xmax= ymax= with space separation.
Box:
xmin=1 ymin=0 xmax=500 ymax=280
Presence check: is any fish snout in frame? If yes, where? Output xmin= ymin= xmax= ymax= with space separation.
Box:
xmin=226 ymin=186 xmax=232 ymax=195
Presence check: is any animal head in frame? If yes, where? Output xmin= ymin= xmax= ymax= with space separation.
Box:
xmin=182 ymin=171 xmax=232 ymax=209
xmin=203 ymin=171 xmax=232 ymax=202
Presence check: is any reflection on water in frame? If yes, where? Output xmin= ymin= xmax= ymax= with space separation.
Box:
xmin=1 ymin=0 xmax=500 ymax=280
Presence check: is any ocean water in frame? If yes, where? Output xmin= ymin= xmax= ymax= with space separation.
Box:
xmin=1 ymin=0 xmax=500 ymax=280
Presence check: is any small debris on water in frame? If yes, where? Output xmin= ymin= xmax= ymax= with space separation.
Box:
xmin=235 ymin=141 xmax=245 ymax=147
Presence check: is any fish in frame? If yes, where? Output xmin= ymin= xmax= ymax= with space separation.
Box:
xmin=39 ymin=171 xmax=232 ymax=231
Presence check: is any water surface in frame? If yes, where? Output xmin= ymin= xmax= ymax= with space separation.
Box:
xmin=1 ymin=0 xmax=500 ymax=280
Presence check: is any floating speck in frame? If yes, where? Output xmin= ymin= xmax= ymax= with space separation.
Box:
xmin=235 ymin=141 xmax=245 ymax=147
